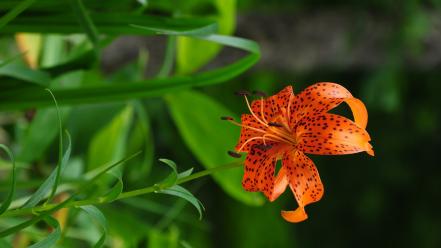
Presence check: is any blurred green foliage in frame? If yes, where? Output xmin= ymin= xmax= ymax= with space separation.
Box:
xmin=0 ymin=0 xmax=441 ymax=247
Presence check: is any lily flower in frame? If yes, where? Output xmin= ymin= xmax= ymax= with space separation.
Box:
xmin=223 ymin=83 xmax=374 ymax=223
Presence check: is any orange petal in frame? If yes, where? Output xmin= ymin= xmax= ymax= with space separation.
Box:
xmin=281 ymin=207 xmax=308 ymax=223
xmin=344 ymin=97 xmax=368 ymax=129
xmin=296 ymin=113 xmax=374 ymax=156
xmin=281 ymin=150 xmax=324 ymax=223
xmin=235 ymin=114 xmax=266 ymax=152
xmin=290 ymin=82 xmax=353 ymax=126
xmin=242 ymin=144 xmax=284 ymax=199
xmin=268 ymin=166 xmax=289 ymax=202
xmin=250 ymin=86 xmax=294 ymax=121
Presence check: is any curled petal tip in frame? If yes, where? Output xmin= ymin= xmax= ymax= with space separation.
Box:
xmin=366 ymin=143 xmax=375 ymax=156
xmin=281 ymin=208 xmax=308 ymax=223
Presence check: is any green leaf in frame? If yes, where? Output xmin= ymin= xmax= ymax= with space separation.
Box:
xmin=158 ymin=185 xmax=205 ymax=220
xmin=148 ymin=226 xmax=180 ymax=248
xmin=46 ymin=89 xmax=64 ymax=203
xmin=166 ymin=90 xmax=264 ymax=206
xmin=3 ymin=13 xmax=216 ymax=35
xmin=80 ymin=205 xmax=108 ymax=248
xmin=88 ymin=105 xmax=133 ymax=170
xmin=0 ymin=144 xmax=16 ymax=215
xmin=0 ymin=63 xmax=51 ymax=87
xmin=177 ymin=0 xmax=236 ymax=74
xmin=180 ymin=240 xmax=193 ymax=248
xmin=0 ymin=238 xmax=11 ymax=248
xmin=0 ymin=152 xmax=140 ymax=237
xmin=158 ymin=158 xmax=178 ymax=188
xmin=21 ymin=131 xmax=72 ymax=208
xmin=16 ymin=108 xmax=69 ymax=163
xmin=126 ymin=102 xmax=154 ymax=180
xmin=69 ymin=0 xmax=100 ymax=52
xmin=28 ymin=216 xmax=61 ymax=248
xmin=99 ymin=171 xmax=123 ymax=203
xmin=178 ymin=168 xmax=194 ymax=179
xmin=0 ymin=34 xmax=260 ymax=110
xmin=0 ymin=0 xmax=36 ymax=30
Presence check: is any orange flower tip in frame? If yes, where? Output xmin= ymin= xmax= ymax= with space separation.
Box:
xmin=252 ymin=90 xmax=267 ymax=97
xmin=281 ymin=208 xmax=308 ymax=223
xmin=234 ymin=90 xmax=251 ymax=96
xmin=268 ymin=122 xmax=284 ymax=127
xmin=221 ymin=116 xmax=234 ymax=121
xmin=227 ymin=150 xmax=242 ymax=158
xmin=365 ymin=143 xmax=375 ymax=156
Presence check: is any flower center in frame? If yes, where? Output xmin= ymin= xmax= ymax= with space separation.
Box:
xmin=223 ymin=93 xmax=297 ymax=152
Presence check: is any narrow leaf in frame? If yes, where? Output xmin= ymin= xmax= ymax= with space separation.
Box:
xmin=0 ymin=144 xmax=16 ymax=215
xmin=158 ymin=158 xmax=178 ymax=188
xmin=69 ymin=0 xmax=100 ymax=51
xmin=80 ymin=205 xmax=108 ymax=248
xmin=0 ymin=0 xmax=36 ymax=30
xmin=0 ymin=152 xmax=140 ymax=237
xmin=21 ymin=131 xmax=72 ymax=208
xmin=28 ymin=216 xmax=61 ymax=248
xmin=178 ymin=168 xmax=194 ymax=179
xmin=158 ymin=185 xmax=204 ymax=220
xmin=0 ymin=63 xmax=51 ymax=86
xmin=46 ymin=89 xmax=64 ymax=203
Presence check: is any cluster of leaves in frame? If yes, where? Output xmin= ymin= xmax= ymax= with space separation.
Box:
xmin=0 ymin=0 xmax=263 ymax=247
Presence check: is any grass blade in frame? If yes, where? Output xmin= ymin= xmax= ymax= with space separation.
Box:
xmin=0 ymin=144 xmax=16 ymax=215
xmin=0 ymin=34 xmax=260 ymax=110
xmin=21 ymin=131 xmax=72 ymax=208
xmin=0 ymin=0 xmax=36 ymax=30
xmin=157 ymin=185 xmax=204 ymax=220
xmin=69 ymin=0 xmax=100 ymax=52
xmin=45 ymin=89 xmax=64 ymax=204
xmin=80 ymin=205 xmax=108 ymax=248
xmin=28 ymin=216 xmax=61 ymax=248
xmin=0 ymin=151 xmax=140 ymax=237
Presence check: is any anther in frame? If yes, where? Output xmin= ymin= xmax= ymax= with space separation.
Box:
xmin=253 ymin=90 xmax=267 ymax=97
xmin=227 ymin=150 xmax=242 ymax=158
xmin=253 ymin=144 xmax=273 ymax=151
xmin=221 ymin=116 xmax=234 ymax=121
xmin=235 ymin=90 xmax=251 ymax=96
xmin=268 ymin=122 xmax=284 ymax=127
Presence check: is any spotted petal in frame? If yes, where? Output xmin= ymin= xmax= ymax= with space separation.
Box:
xmin=242 ymin=144 xmax=285 ymax=199
xmin=280 ymin=150 xmax=324 ymax=223
xmin=235 ymin=114 xmax=266 ymax=152
xmin=296 ymin=113 xmax=374 ymax=156
xmin=250 ymin=85 xmax=294 ymax=122
xmin=290 ymin=82 xmax=367 ymax=128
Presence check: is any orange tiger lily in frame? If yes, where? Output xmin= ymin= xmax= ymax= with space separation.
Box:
xmin=223 ymin=83 xmax=374 ymax=223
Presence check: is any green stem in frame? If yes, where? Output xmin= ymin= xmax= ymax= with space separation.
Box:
xmin=2 ymin=160 xmax=243 ymax=217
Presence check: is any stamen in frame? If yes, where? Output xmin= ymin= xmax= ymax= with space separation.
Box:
xmin=235 ymin=90 xmax=251 ymax=96
xmin=287 ymin=93 xmax=293 ymax=126
xmin=253 ymin=90 xmax=267 ymax=97
xmin=254 ymin=144 xmax=273 ymax=151
xmin=269 ymin=122 xmax=284 ymax=127
xmin=260 ymin=97 xmax=267 ymax=123
xmin=244 ymin=95 xmax=268 ymax=127
xmin=237 ymin=136 xmax=279 ymax=152
xmin=226 ymin=119 xmax=266 ymax=133
xmin=228 ymin=150 xmax=242 ymax=158
xmin=221 ymin=116 xmax=234 ymax=121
